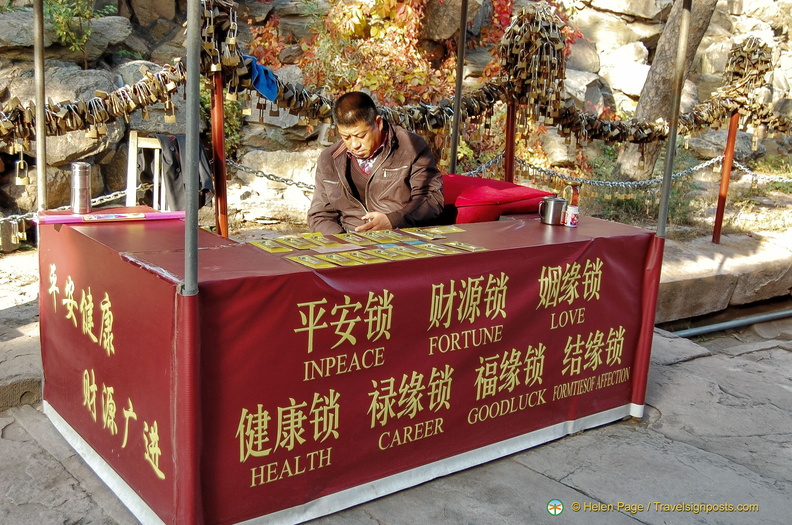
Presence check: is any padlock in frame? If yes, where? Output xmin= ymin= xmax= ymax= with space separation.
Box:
xmin=14 ymin=158 xmax=30 ymax=185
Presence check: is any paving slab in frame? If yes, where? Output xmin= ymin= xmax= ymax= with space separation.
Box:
xmin=649 ymin=329 xmax=711 ymax=365
xmin=512 ymin=422 xmax=788 ymax=525
xmin=646 ymin=349 xmax=792 ymax=487
xmin=313 ymin=457 xmax=639 ymax=525
xmin=0 ymin=405 xmax=135 ymax=524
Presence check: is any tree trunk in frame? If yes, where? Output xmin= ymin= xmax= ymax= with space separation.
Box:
xmin=613 ymin=0 xmax=718 ymax=180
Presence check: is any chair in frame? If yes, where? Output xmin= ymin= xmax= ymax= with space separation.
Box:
xmin=125 ymin=130 xmax=169 ymax=210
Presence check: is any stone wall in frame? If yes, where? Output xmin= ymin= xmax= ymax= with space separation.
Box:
xmin=1 ymin=0 xmax=791 ymax=223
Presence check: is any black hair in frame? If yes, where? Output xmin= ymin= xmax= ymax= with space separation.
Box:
xmin=333 ymin=92 xmax=379 ymax=127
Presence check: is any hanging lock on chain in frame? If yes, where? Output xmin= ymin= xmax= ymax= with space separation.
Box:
xmin=14 ymin=153 xmax=30 ymax=185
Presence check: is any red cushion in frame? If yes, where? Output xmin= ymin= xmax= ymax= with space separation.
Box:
xmin=442 ymin=174 xmax=553 ymax=223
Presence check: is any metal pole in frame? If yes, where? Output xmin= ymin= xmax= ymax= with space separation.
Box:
xmin=712 ymin=111 xmax=739 ymax=244
xmin=211 ymin=73 xmax=229 ymax=238
xmin=504 ymin=101 xmax=516 ymax=183
xmin=448 ymin=0 xmax=469 ymax=174
xmin=34 ymin=0 xmax=47 ymax=211
xmin=673 ymin=308 xmax=792 ymax=338
xmin=174 ymin=3 xmax=203 ymax=523
xmin=184 ymin=1 xmax=200 ymax=296
xmin=657 ymin=0 xmax=691 ymax=238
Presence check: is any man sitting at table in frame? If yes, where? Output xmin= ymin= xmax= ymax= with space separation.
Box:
xmin=307 ymin=91 xmax=444 ymax=234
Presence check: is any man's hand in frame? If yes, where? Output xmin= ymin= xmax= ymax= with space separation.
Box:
xmin=354 ymin=211 xmax=392 ymax=231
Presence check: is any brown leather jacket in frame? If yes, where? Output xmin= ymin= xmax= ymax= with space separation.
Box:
xmin=308 ymin=121 xmax=444 ymax=234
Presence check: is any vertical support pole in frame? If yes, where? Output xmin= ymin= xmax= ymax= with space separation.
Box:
xmin=657 ymin=0 xmax=690 ymax=238
xmin=634 ymin=0 xmax=691 ymax=419
xmin=34 ymin=0 xmax=47 ymax=211
xmin=176 ymin=0 xmax=202 ymax=523
xmin=211 ymin=73 xmax=229 ymax=238
xmin=504 ymin=101 xmax=517 ymax=183
xmin=712 ymin=111 xmax=740 ymax=244
xmin=448 ymin=0 xmax=469 ymax=175
xmin=630 ymin=235 xmax=665 ymax=417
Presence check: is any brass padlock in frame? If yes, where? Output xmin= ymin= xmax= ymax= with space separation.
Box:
xmin=14 ymin=158 xmax=30 ymax=185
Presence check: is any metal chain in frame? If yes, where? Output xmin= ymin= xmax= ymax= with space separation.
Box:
xmin=732 ymin=160 xmax=792 ymax=184
xmin=227 ymin=159 xmax=316 ymax=191
xmin=0 ymin=186 xmax=148 ymax=226
xmin=3 ymin=158 xmax=788 ymax=229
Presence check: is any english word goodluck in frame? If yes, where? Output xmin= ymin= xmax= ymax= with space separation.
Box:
xmin=250 ymin=447 xmax=332 ymax=487
xmin=304 ymin=346 xmax=385 ymax=381
xmin=549 ymin=307 xmax=586 ymax=330
xmin=467 ymin=388 xmax=547 ymax=424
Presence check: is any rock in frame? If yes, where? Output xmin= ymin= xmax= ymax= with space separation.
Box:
xmin=239 ymin=0 xmax=274 ymax=24
xmin=5 ymin=162 xmax=102 ymax=211
xmin=600 ymin=62 xmax=650 ymax=97
xmin=538 ymin=127 xmax=577 ymax=167
xmin=564 ymin=69 xmax=605 ymax=114
xmin=279 ymin=45 xmax=303 ymax=64
xmin=732 ymin=19 xmax=776 ymax=46
xmin=421 ymin=0 xmax=484 ymax=41
xmin=686 ymin=130 xmax=764 ymax=163
xmin=3 ymin=63 xmax=123 ymax=167
xmin=463 ymin=46 xmax=495 ymax=81
xmin=0 ymin=13 xmax=131 ymax=65
xmin=698 ymin=37 xmax=734 ymax=75
xmin=569 ymin=8 xmax=662 ymax=54
xmin=590 ymin=0 xmax=673 ymax=21
xmin=601 ymin=42 xmax=650 ymax=67
xmin=229 ymin=147 xmax=322 ymax=224
xmin=101 ymin=143 xmax=130 ymax=194
xmin=0 ymin=10 xmax=55 ymax=49
xmin=566 ymin=37 xmax=600 ymax=73
xmin=658 ymin=232 xmax=792 ymax=322
xmin=272 ymin=0 xmax=331 ymax=42
xmin=150 ymin=36 xmax=186 ymax=66
xmin=129 ymin=0 xmax=176 ymax=27
xmin=115 ymin=61 xmax=191 ymax=135
xmin=148 ymin=19 xmax=181 ymax=45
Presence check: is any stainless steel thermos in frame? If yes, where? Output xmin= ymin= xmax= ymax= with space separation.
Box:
xmin=71 ymin=162 xmax=92 ymax=214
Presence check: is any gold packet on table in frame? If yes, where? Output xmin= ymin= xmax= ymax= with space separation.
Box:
xmin=414 ymin=242 xmax=463 ymax=255
xmin=314 ymin=253 xmax=365 ymax=266
xmin=364 ymin=248 xmax=412 ymax=261
xmin=356 ymin=230 xmax=409 ymax=243
xmin=385 ymin=245 xmax=436 ymax=258
xmin=344 ymin=250 xmax=389 ymax=264
xmin=250 ymin=239 xmax=293 ymax=253
xmin=302 ymin=232 xmax=344 ymax=248
xmin=286 ymin=255 xmax=337 ymax=269
xmin=334 ymin=232 xmax=376 ymax=246
xmin=381 ymin=229 xmax=414 ymax=242
xmin=426 ymin=225 xmax=465 ymax=234
xmin=444 ymin=241 xmax=488 ymax=252
xmin=401 ymin=227 xmax=446 ymax=240
xmin=277 ymin=236 xmax=320 ymax=250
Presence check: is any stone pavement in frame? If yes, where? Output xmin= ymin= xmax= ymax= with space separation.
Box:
xmin=1 ymin=238 xmax=791 ymax=524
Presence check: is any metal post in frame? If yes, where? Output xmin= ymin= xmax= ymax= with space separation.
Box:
xmin=448 ymin=0 xmax=469 ymax=174
xmin=657 ymin=0 xmax=691 ymax=238
xmin=175 ymin=2 xmax=203 ymax=522
xmin=211 ymin=73 xmax=229 ymax=237
xmin=184 ymin=1 xmax=200 ymax=296
xmin=504 ymin=102 xmax=516 ymax=183
xmin=712 ymin=111 xmax=739 ymax=244
xmin=34 ymin=0 xmax=47 ymax=211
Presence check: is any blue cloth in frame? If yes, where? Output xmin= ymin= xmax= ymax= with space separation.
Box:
xmin=243 ymin=55 xmax=279 ymax=101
